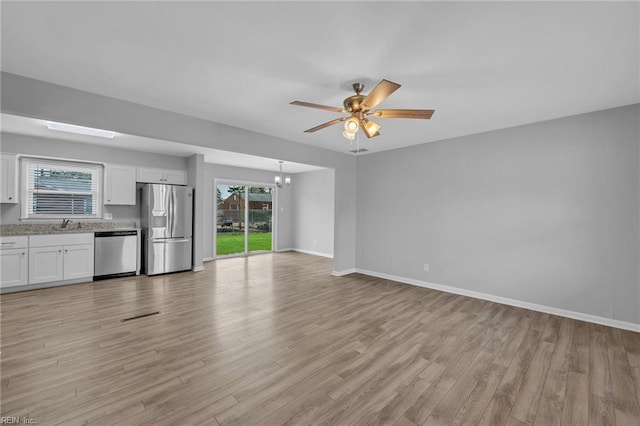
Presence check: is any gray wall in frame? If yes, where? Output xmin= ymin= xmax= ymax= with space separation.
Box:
xmin=202 ymin=163 xmax=294 ymax=260
xmin=292 ymin=168 xmax=335 ymax=257
xmin=0 ymin=132 xmax=187 ymax=225
xmin=1 ymin=72 xmax=357 ymax=273
xmin=356 ymin=104 xmax=640 ymax=325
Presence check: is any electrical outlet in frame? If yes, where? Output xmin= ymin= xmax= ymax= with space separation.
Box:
xmin=423 ymin=263 xmax=429 ymax=272
xmin=314 ymin=239 xmax=317 ymax=246
xmin=104 ymin=213 xmax=113 ymax=220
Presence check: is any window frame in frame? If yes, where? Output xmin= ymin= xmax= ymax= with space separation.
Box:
xmin=20 ymin=157 xmax=104 ymax=220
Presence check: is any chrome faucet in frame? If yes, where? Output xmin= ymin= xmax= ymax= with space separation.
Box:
xmin=61 ymin=218 xmax=72 ymax=228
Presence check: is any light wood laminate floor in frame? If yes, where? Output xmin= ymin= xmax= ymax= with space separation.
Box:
xmin=1 ymin=252 xmax=639 ymax=425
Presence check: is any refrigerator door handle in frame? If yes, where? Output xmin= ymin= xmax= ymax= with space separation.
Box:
xmin=152 ymin=238 xmax=191 ymax=244
xmin=168 ymin=186 xmax=173 ymax=237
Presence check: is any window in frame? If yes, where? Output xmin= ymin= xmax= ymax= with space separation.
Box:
xmin=21 ymin=158 xmax=103 ymax=219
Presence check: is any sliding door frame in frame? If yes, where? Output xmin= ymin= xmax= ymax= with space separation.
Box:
xmin=213 ymin=178 xmax=278 ymax=260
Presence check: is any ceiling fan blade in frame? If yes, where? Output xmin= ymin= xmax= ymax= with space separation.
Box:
xmin=290 ymin=101 xmax=346 ymax=113
xmin=361 ymin=79 xmax=401 ymax=110
xmin=369 ymin=109 xmax=435 ymax=119
xmin=304 ymin=117 xmax=348 ymax=133
xmin=360 ymin=118 xmax=381 ymax=139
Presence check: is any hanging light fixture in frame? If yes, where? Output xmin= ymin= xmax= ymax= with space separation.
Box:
xmin=361 ymin=118 xmax=381 ymax=138
xmin=342 ymin=117 xmax=359 ymax=140
xmin=344 ymin=117 xmax=359 ymax=133
xmin=342 ymin=129 xmax=356 ymax=140
xmin=275 ymin=160 xmax=291 ymax=188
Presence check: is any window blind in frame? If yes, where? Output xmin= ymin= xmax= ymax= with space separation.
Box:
xmin=22 ymin=158 xmax=102 ymax=218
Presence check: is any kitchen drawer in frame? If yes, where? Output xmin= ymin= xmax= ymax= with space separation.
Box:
xmin=0 ymin=236 xmax=28 ymax=250
xmin=29 ymin=233 xmax=94 ymax=248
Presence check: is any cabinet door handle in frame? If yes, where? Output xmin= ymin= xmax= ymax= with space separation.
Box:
xmin=58 ymin=250 xmax=62 ymax=253
xmin=21 ymin=252 xmax=25 ymax=255
xmin=65 ymin=249 xmax=68 ymax=253
xmin=8 ymin=197 xmax=12 ymax=200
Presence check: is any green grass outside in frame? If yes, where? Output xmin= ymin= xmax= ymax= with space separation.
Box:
xmin=216 ymin=232 xmax=272 ymax=255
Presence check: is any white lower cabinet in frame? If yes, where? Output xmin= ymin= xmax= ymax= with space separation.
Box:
xmin=1 ymin=248 xmax=29 ymax=287
xmin=0 ymin=233 xmax=95 ymax=289
xmin=63 ymin=244 xmax=94 ymax=280
xmin=29 ymin=246 xmax=64 ymax=284
xmin=1 ymin=236 xmax=29 ymax=288
xmin=28 ymin=233 xmax=94 ymax=285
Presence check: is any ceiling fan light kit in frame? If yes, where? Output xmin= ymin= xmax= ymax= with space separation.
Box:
xmin=344 ymin=117 xmax=359 ymax=132
xmin=290 ymin=79 xmax=434 ymax=143
xmin=342 ymin=117 xmax=359 ymax=140
xmin=342 ymin=129 xmax=356 ymax=141
xmin=361 ymin=118 xmax=381 ymax=138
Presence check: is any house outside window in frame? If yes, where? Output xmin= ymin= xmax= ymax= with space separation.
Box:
xmin=21 ymin=158 xmax=103 ymax=219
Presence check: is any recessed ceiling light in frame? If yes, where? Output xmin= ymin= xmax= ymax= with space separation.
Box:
xmin=46 ymin=121 xmax=116 ymax=138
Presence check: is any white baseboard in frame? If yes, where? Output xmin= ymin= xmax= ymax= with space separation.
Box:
xmin=355 ymin=268 xmax=640 ymax=333
xmin=192 ymin=265 xmax=205 ymax=272
xmin=276 ymin=248 xmax=333 ymax=259
xmin=291 ymin=248 xmax=333 ymax=259
xmin=332 ymin=268 xmax=357 ymax=277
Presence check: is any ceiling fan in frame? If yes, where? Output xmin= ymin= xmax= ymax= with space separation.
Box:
xmin=290 ymin=79 xmax=434 ymax=140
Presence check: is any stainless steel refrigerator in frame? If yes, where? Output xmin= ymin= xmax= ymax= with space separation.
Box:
xmin=140 ymin=184 xmax=193 ymax=275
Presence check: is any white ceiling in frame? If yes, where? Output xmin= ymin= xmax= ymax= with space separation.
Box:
xmin=1 ymin=2 xmax=638 ymax=155
xmin=0 ymin=113 xmax=324 ymax=174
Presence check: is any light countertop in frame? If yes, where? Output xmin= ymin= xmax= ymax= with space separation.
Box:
xmin=0 ymin=222 xmax=138 ymax=236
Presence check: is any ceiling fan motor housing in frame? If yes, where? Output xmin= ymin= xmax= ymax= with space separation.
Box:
xmin=343 ymin=95 xmax=367 ymax=113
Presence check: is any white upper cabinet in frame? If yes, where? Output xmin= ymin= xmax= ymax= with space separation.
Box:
xmin=163 ymin=169 xmax=188 ymax=185
xmin=105 ymin=164 xmax=137 ymax=205
xmin=0 ymin=153 xmax=18 ymax=203
xmin=136 ymin=167 xmax=187 ymax=185
xmin=136 ymin=167 xmax=165 ymax=184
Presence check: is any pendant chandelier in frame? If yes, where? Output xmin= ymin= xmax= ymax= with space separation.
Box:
xmin=275 ymin=160 xmax=291 ymax=188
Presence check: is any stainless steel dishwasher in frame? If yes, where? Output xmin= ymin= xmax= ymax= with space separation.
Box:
xmin=94 ymin=230 xmax=139 ymax=280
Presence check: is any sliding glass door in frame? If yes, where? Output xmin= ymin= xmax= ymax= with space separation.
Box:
xmin=247 ymin=186 xmax=273 ymax=254
xmin=216 ymin=184 xmax=246 ymax=256
xmin=216 ymin=182 xmax=274 ymax=257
